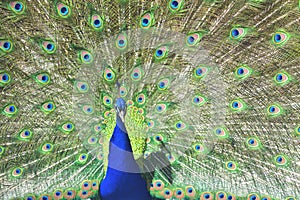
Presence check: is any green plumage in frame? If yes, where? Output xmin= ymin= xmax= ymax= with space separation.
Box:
xmin=0 ymin=0 xmax=300 ymax=199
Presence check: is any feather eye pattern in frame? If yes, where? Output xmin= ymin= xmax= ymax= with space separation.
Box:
xmin=40 ymin=101 xmax=56 ymax=114
xmin=86 ymin=135 xmax=98 ymax=145
xmin=273 ymin=154 xmax=289 ymax=167
xmin=8 ymin=1 xmax=26 ymax=14
xmin=155 ymin=102 xmax=169 ymax=113
xmin=102 ymin=92 xmax=113 ymax=108
xmin=200 ymin=191 xmax=214 ymax=200
xmin=135 ymin=91 xmax=147 ymax=106
xmin=186 ymin=32 xmax=204 ymax=46
xmin=103 ymin=66 xmax=116 ymax=83
xmin=77 ymin=153 xmax=89 ymax=164
xmin=130 ymin=66 xmax=143 ymax=82
xmin=89 ymin=13 xmax=104 ymax=31
xmin=53 ymin=189 xmax=63 ymax=199
xmin=174 ymin=120 xmax=187 ymax=131
xmin=59 ymin=121 xmax=75 ymax=134
xmin=24 ymin=194 xmax=36 ymax=200
xmin=0 ymin=71 xmax=12 ymax=86
xmin=157 ymin=77 xmax=171 ymax=90
xmin=2 ymin=103 xmax=18 ymax=117
xmin=174 ymin=188 xmax=185 ymax=199
xmin=63 ymin=189 xmax=76 ymax=199
xmin=192 ymin=142 xmax=207 ymax=155
xmin=39 ymin=142 xmax=54 ymax=154
xmin=17 ymin=128 xmax=33 ymax=141
xmin=234 ymin=64 xmax=253 ymax=80
xmin=56 ymin=2 xmax=71 ymax=18
xmin=0 ymin=39 xmax=13 ymax=53
xmin=214 ymin=127 xmax=230 ymax=139
xmin=193 ymin=65 xmax=211 ymax=79
xmin=216 ymin=191 xmax=227 ymax=200
xmin=119 ymin=85 xmax=128 ymax=97
xmin=11 ymin=167 xmax=24 ymax=178
xmin=225 ymin=161 xmax=238 ymax=172
xmin=271 ymin=30 xmax=290 ymax=47
xmin=192 ymin=94 xmax=208 ymax=106
xmin=230 ymin=26 xmax=249 ymax=40
xmin=230 ymin=99 xmax=248 ymax=112
xmin=0 ymin=146 xmax=5 ymax=155
xmin=168 ymin=0 xmax=184 ymax=12
xmin=116 ymin=32 xmax=128 ymax=50
xmin=82 ymin=104 xmax=94 ymax=114
xmin=247 ymin=193 xmax=260 ymax=200
xmin=40 ymin=39 xmax=56 ymax=54
xmin=245 ymin=136 xmax=262 ymax=150
xmin=273 ymin=71 xmax=292 ymax=86
xmin=78 ymin=50 xmax=93 ymax=64
xmin=185 ymin=186 xmax=196 ymax=198
xmin=154 ymin=45 xmax=169 ymax=61
xmin=75 ymin=80 xmax=89 ymax=93
xmin=33 ymin=72 xmax=51 ymax=86
xmin=140 ymin=11 xmax=155 ymax=29
xmin=266 ymin=104 xmax=284 ymax=117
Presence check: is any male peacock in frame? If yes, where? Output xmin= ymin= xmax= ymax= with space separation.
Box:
xmin=0 ymin=0 xmax=300 ymax=199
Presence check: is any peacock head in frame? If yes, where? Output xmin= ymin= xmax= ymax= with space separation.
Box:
xmin=115 ymin=97 xmax=127 ymax=120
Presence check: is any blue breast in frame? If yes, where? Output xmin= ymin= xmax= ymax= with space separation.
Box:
xmin=99 ymin=121 xmax=151 ymax=200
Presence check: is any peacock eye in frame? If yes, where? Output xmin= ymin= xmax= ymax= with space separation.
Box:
xmin=154 ymin=45 xmax=169 ymax=60
xmin=267 ymin=104 xmax=283 ymax=117
xmin=0 ymin=72 xmax=12 ymax=86
xmin=90 ymin=14 xmax=104 ymax=31
xmin=140 ymin=12 xmax=154 ymax=29
xmin=168 ymin=0 xmax=184 ymax=12
xmin=153 ymin=180 xmax=165 ymax=190
xmin=12 ymin=167 xmax=23 ymax=178
xmin=247 ymin=193 xmax=260 ymax=200
xmin=3 ymin=103 xmax=18 ymax=117
xmin=234 ymin=65 xmax=252 ymax=79
xmin=116 ymin=33 xmax=128 ymax=50
xmin=41 ymin=101 xmax=55 ymax=114
xmin=19 ymin=129 xmax=33 ymax=141
xmin=214 ymin=127 xmax=229 ymax=139
xmin=186 ymin=32 xmax=203 ymax=46
xmin=245 ymin=137 xmax=262 ymax=150
xmin=272 ymin=30 xmax=290 ymax=46
xmin=229 ymin=99 xmax=247 ymax=112
xmin=9 ymin=1 xmax=25 ymax=14
xmin=274 ymin=154 xmax=289 ymax=166
xmin=35 ymin=73 xmax=51 ymax=86
xmin=194 ymin=65 xmax=210 ymax=79
xmin=41 ymin=40 xmax=56 ymax=54
xmin=40 ymin=143 xmax=54 ymax=154
xmin=77 ymin=153 xmax=89 ymax=164
xmin=230 ymin=27 xmax=248 ymax=40
xmin=102 ymin=93 xmax=113 ymax=108
xmin=0 ymin=40 xmax=13 ymax=53
xmin=273 ymin=71 xmax=291 ymax=86
xmin=103 ymin=67 xmax=116 ymax=83
xmin=157 ymin=78 xmax=171 ymax=90
xmin=79 ymin=50 xmax=93 ymax=64
xmin=192 ymin=94 xmax=207 ymax=106
xmin=135 ymin=92 xmax=147 ymax=106
xmin=57 ymin=3 xmax=71 ymax=18
xmin=225 ymin=161 xmax=238 ymax=172
xmin=75 ymin=81 xmax=89 ymax=93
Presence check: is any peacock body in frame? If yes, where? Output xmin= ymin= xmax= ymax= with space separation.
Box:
xmin=0 ymin=0 xmax=300 ymax=199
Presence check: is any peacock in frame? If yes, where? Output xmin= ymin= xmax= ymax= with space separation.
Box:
xmin=0 ymin=0 xmax=300 ymax=199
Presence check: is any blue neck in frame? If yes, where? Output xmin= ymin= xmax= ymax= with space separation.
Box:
xmin=99 ymin=120 xmax=151 ymax=200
